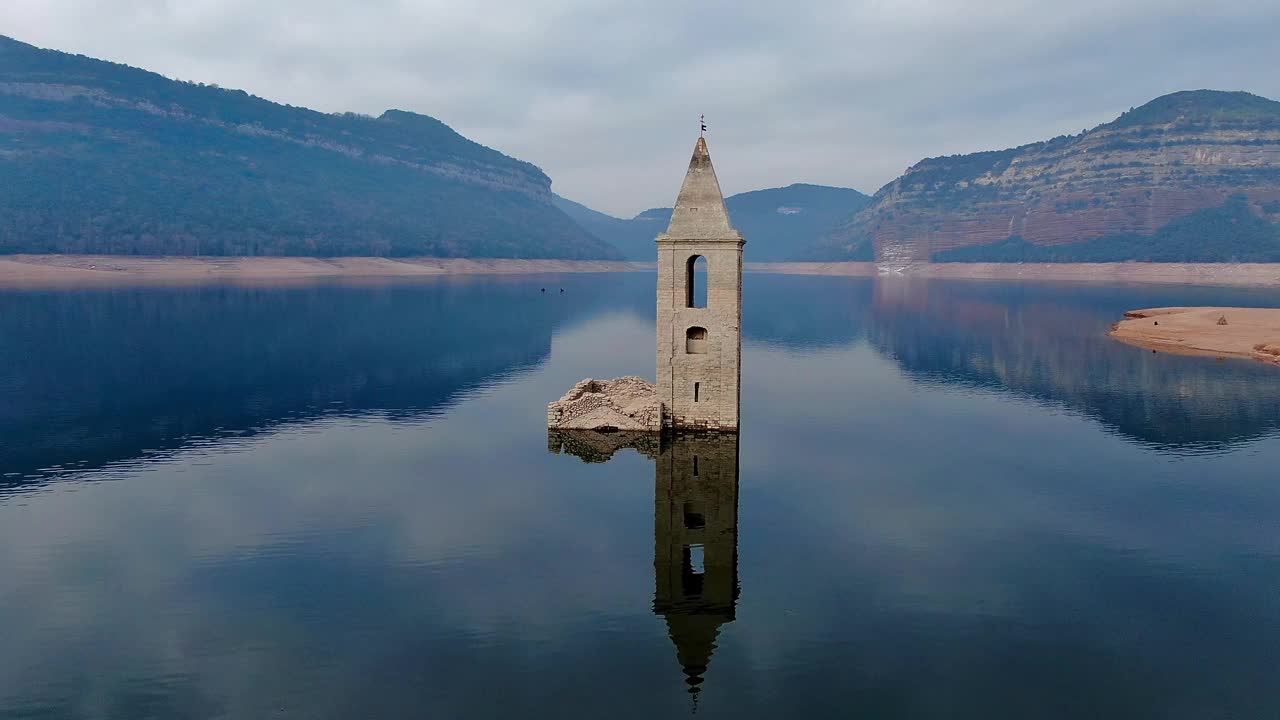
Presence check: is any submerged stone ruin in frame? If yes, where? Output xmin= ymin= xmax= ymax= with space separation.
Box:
xmin=547 ymin=133 xmax=744 ymax=433
xmin=545 ymin=377 xmax=663 ymax=432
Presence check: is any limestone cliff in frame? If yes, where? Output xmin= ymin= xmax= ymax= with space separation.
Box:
xmin=803 ymin=91 xmax=1280 ymax=263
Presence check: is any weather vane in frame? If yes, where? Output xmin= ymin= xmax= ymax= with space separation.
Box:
xmin=700 ymin=114 xmax=707 ymax=137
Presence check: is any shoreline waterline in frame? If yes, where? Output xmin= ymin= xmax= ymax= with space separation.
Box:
xmin=0 ymin=255 xmax=652 ymax=287
xmin=3 ymin=255 xmax=1280 ymax=287
xmin=746 ymin=261 xmax=1280 ymax=287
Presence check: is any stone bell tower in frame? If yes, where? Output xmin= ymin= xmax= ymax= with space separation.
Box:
xmin=656 ymin=136 xmax=744 ymax=431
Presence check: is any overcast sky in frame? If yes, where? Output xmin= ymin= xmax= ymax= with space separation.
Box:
xmin=7 ymin=0 xmax=1280 ymax=216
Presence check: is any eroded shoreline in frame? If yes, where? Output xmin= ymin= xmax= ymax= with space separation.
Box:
xmin=745 ymin=261 xmax=1280 ymax=286
xmin=4 ymin=255 xmax=1280 ymax=287
xmin=1110 ymin=307 xmax=1280 ymax=365
xmin=0 ymin=255 xmax=650 ymax=287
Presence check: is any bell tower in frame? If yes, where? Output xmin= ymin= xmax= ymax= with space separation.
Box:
xmin=655 ymin=135 xmax=744 ymax=431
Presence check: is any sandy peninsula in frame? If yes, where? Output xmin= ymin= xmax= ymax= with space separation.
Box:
xmin=1110 ymin=307 xmax=1280 ymax=365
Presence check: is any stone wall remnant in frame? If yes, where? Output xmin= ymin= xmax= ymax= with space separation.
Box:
xmin=546 ymin=376 xmax=663 ymax=432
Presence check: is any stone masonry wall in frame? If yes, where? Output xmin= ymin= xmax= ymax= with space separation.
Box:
xmin=656 ymin=239 xmax=744 ymax=430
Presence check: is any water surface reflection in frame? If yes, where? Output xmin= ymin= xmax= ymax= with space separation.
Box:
xmin=864 ymin=278 xmax=1280 ymax=450
xmin=4 ymin=275 xmax=1279 ymax=487
xmin=551 ymin=431 xmax=740 ymax=707
xmin=1 ymin=274 xmax=1278 ymax=718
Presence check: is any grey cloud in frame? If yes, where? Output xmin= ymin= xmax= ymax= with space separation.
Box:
xmin=6 ymin=0 xmax=1280 ymax=215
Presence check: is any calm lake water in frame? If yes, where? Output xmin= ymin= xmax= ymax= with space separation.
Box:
xmin=2 ymin=273 xmax=1279 ymax=719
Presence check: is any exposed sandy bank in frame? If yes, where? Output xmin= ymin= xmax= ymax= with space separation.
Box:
xmin=0 ymin=255 xmax=649 ymax=287
xmin=1110 ymin=307 xmax=1280 ymax=364
xmin=747 ymin=262 xmax=1280 ymax=287
xmin=5 ymin=256 xmax=1280 ymax=288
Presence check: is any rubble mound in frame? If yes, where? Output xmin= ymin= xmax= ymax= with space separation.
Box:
xmin=546 ymin=376 xmax=662 ymax=432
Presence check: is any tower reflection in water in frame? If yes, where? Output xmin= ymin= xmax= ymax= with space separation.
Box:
xmin=548 ymin=431 xmax=740 ymax=705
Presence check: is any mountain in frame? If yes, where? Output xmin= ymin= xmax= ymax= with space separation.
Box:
xmin=0 ymin=36 xmax=622 ymax=259
xmin=552 ymin=195 xmax=670 ymax=261
xmin=801 ymin=90 xmax=1280 ymax=263
xmin=557 ymin=183 xmax=870 ymax=261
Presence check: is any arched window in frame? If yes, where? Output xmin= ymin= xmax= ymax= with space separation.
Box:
xmin=685 ymin=255 xmax=707 ymax=308
xmin=686 ymin=326 xmax=707 ymax=354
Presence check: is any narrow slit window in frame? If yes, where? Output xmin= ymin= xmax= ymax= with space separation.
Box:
xmin=694 ymin=382 xmax=700 ymax=402
xmin=685 ymin=255 xmax=707 ymax=308
xmin=692 ymin=455 xmax=699 ymax=476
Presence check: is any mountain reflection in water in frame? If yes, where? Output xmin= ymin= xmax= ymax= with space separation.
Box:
xmin=0 ymin=277 xmax=620 ymax=483
xmin=1 ymin=273 xmax=1278 ymax=718
xmin=862 ymin=278 xmax=1280 ymax=450
xmin=3 ymin=274 xmax=1278 ymax=489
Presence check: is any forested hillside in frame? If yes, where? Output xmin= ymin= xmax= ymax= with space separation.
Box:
xmin=0 ymin=36 xmax=621 ymax=259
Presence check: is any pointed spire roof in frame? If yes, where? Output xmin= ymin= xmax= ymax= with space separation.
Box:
xmin=663 ymin=614 xmax=728 ymax=706
xmin=661 ymin=137 xmax=742 ymax=241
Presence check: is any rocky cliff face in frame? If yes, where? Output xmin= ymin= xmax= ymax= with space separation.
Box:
xmin=0 ymin=35 xmax=621 ymax=259
xmin=805 ymin=91 xmax=1280 ymax=263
